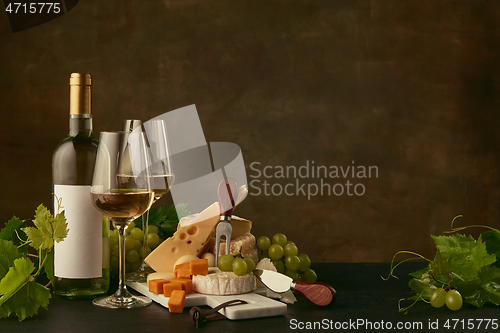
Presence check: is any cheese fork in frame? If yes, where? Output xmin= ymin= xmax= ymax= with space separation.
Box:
xmin=215 ymin=178 xmax=238 ymax=266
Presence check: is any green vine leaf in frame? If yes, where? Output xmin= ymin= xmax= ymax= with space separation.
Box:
xmin=0 ymin=240 xmax=23 ymax=280
xmin=0 ymin=258 xmax=50 ymax=321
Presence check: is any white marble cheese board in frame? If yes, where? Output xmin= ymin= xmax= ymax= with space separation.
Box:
xmin=127 ymin=282 xmax=287 ymax=320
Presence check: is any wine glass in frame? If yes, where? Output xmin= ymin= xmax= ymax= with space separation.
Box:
xmin=145 ymin=120 xmax=175 ymax=201
xmin=126 ymin=119 xmax=175 ymax=282
xmin=90 ymin=130 xmax=154 ymax=308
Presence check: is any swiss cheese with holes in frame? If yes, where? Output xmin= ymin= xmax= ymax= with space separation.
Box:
xmin=145 ymin=203 xmax=220 ymax=272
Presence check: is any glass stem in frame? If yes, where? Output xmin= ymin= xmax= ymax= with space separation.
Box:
xmin=139 ymin=210 xmax=149 ymax=271
xmin=115 ymin=224 xmax=129 ymax=297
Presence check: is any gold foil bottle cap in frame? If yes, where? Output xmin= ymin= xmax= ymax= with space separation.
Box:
xmin=69 ymin=73 xmax=92 ymax=115
xmin=70 ymin=73 xmax=92 ymax=86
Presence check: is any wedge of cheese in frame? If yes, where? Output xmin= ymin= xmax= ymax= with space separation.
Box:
xmin=179 ymin=214 xmax=252 ymax=240
xmin=144 ymin=203 xmax=220 ymax=272
xmin=210 ymin=232 xmax=258 ymax=265
xmin=192 ymin=267 xmax=256 ymax=295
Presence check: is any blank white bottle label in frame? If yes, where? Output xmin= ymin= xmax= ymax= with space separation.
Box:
xmin=54 ymin=185 xmax=102 ymax=278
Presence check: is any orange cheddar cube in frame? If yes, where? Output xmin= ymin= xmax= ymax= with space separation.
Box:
xmin=148 ymin=279 xmax=170 ymax=294
xmin=190 ymin=258 xmax=208 ymax=276
xmin=174 ymin=262 xmax=191 ymax=279
xmin=168 ymin=289 xmax=186 ymax=313
xmin=172 ymin=278 xmax=192 ymax=294
xmin=163 ymin=282 xmax=183 ymax=297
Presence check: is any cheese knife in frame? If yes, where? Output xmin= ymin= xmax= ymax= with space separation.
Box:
xmin=254 ymin=269 xmax=337 ymax=306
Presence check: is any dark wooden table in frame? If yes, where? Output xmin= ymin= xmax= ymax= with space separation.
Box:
xmin=2 ymin=263 xmax=499 ymax=333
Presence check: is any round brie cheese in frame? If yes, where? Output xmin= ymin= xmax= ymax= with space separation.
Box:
xmin=192 ymin=267 xmax=256 ymax=295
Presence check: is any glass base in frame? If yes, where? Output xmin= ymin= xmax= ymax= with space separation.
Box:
xmin=93 ymin=294 xmax=152 ymax=309
xmin=126 ymin=265 xmax=154 ymax=283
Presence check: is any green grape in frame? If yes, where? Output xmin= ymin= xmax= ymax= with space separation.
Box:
xmin=125 ymin=261 xmax=132 ymax=272
xmin=283 ymin=243 xmax=298 ymax=257
xmin=147 ymin=233 xmax=161 ymax=248
xmin=129 ymin=227 xmax=144 ymax=241
xmin=128 ymin=221 xmax=136 ymax=230
xmin=257 ymin=236 xmax=272 ymax=251
xmin=272 ymin=233 xmax=287 ymax=247
xmin=110 ymin=229 xmax=119 ymax=239
xmin=125 ymin=236 xmax=136 ymax=250
xmin=285 ymin=269 xmax=300 ymax=280
xmin=109 ymin=236 xmax=118 ymax=249
xmin=133 ymin=239 xmax=142 ymax=251
xmin=126 ymin=249 xmax=140 ymax=262
xmin=110 ymin=255 xmax=119 ymax=268
xmin=258 ymin=253 xmax=269 ymax=261
xmin=244 ymin=257 xmax=255 ymax=273
xmin=301 ymin=268 xmax=317 ymax=283
xmin=272 ymin=260 xmax=286 ymax=274
xmin=430 ymin=288 xmax=446 ymax=308
xmin=286 ymin=241 xmax=296 ymax=246
xmin=232 ymin=257 xmax=248 ymax=276
xmin=445 ymin=290 xmax=463 ymax=311
xmin=148 ymin=225 xmax=159 ymax=234
xmin=298 ymin=254 xmax=311 ymax=271
xmin=139 ymin=246 xmax=152 ymax=258
xmin=285 ymin=255 xmax=301 ymax=271
xmin=268 ymin=244 xmax=284 ymax=260
xmin=218 ymin=254 xmax=234 ymax=271
xmin=130 ymin=259 xmax=142 ymax=271
xmin=111 ymin=244 xmax=120 ymax=256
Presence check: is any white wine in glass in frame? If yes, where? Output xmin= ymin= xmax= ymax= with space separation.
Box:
xmin=90 ymin=130 xmax=154 ymax=308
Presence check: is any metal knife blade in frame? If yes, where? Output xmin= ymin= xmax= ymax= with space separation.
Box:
xmin=254 ymin=269 xmax=293 ymax=293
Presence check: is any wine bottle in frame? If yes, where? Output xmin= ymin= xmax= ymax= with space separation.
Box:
xmin=51 ymin=73 xmax=110 ymax=298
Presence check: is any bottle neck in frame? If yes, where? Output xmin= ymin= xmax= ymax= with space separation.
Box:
xmin=69 ymin=114 xmax=93 ymax=136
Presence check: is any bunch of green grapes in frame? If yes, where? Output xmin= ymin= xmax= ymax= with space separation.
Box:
xmin=217 ymin=252 xmax=256 ymax=276
xmin=257 ymin=233 xmax=317 ymax=283
xmin=430 ymin=288 xmax=463 ymax=311
xmin=109 ymin=221 xmax=164 ymax=278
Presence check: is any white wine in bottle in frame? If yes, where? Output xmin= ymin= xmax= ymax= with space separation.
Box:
xmin=52 ymin=73 xmax=110 ymax=298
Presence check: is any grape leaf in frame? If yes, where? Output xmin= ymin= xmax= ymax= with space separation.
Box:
xmin=138 ymin=203 xmax=190 ymax=240
xmin=428 ymin=252 xmax=452 ymax=284
xmin=0 ymin=217 xmax=28 ymax=256
xmin=409 ymin=266 xmax=429 ymax=279
xmin=477 ymin=265 xmax=500 ymax=306
xmin=22 ymin=227 xmax=52 ymax=250
xmin=431 ymin=234 xmax=496 ymax=281
xmin=0 ymin=258 xmax=35 ymax=305
xmin=452 ymin=278 xmax=481 ymax=306
xmin=0 ymin=258 xmax=50 ymax=321
xmin=33 ymin=205 xmax=54 ymax=235
xmin=51 ymin=211 xmax=68 ymax=243
xmin=22 ymin=204 xmax=68 ymax=250
xmin=453 ymin=266 xmax=500 ymax=308
xmin=0 ymin=240 xmax=23 ymax=280
xmin=408 ymin=277 xmax=437 ymax=301
xmin=0 ymin=204 xmax=65 ymax=322
xmin=483 ymin=230 xmax=500 ymax=268
xmin=0 ymin=217 xmax=25 ymax=241
xmin=407 ymin=254 xmax=451 ymax=302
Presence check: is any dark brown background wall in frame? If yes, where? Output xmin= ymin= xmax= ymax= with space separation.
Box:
xmin=1 ymin=1 xmax=499 ymax=263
